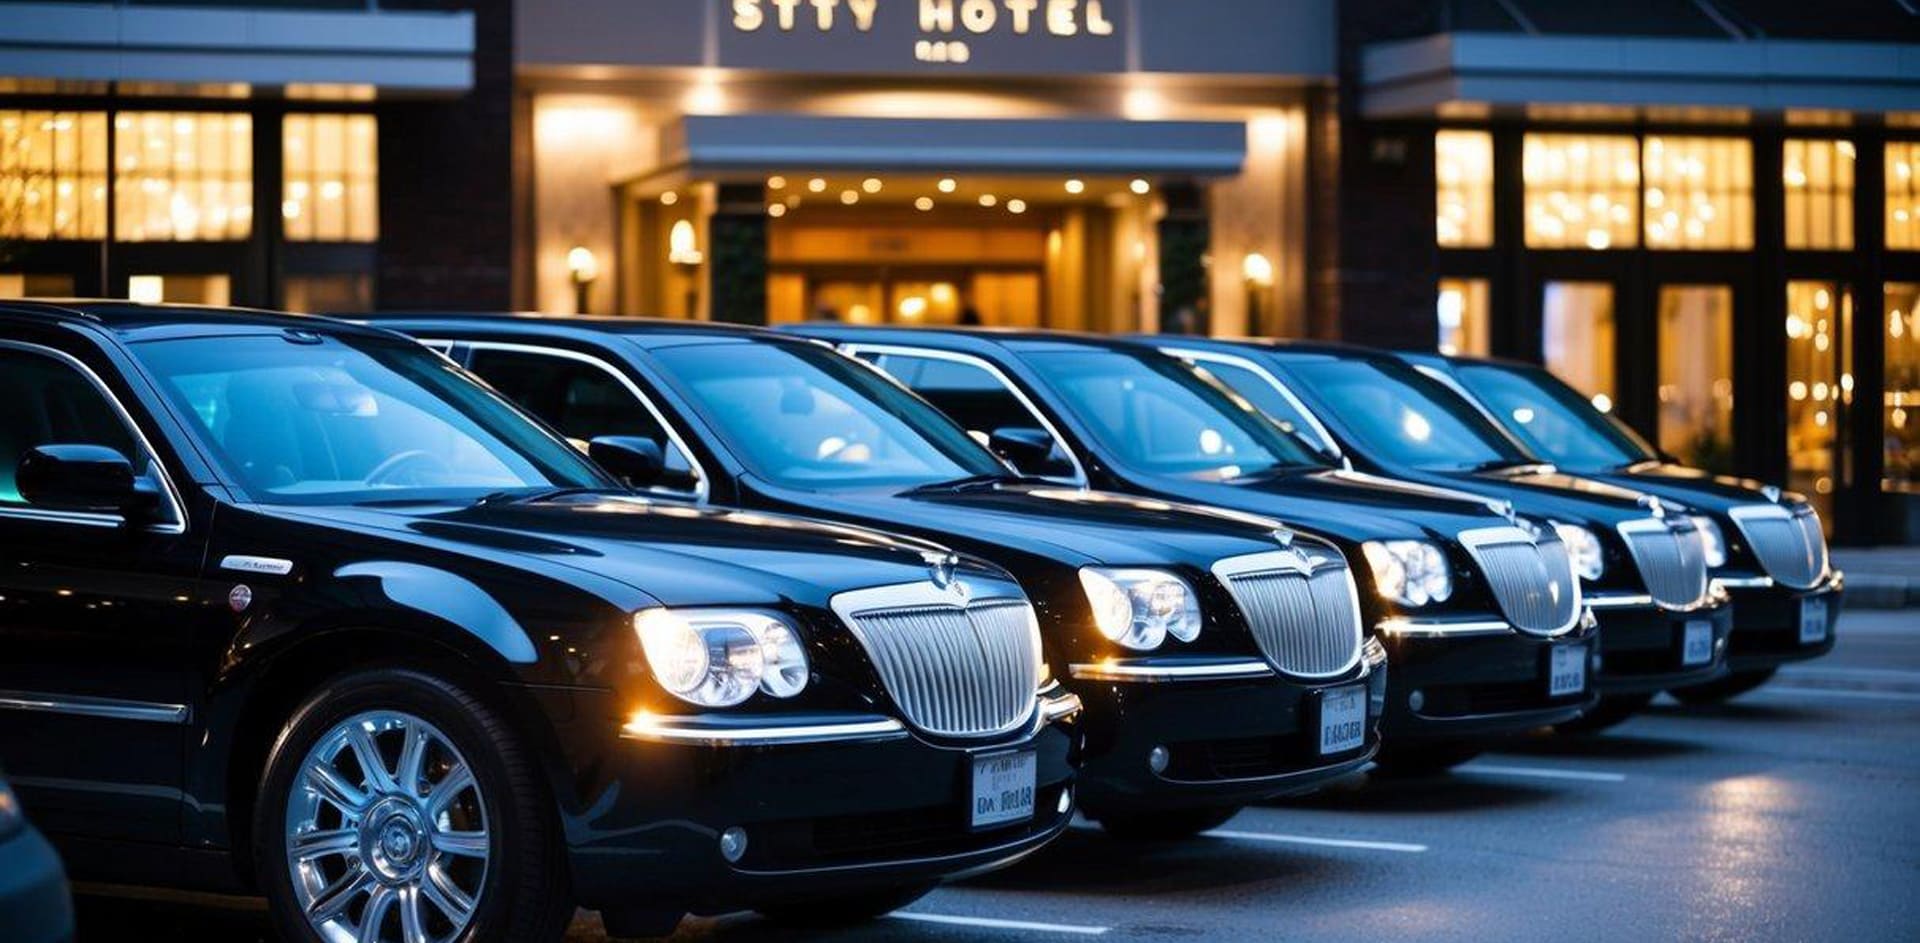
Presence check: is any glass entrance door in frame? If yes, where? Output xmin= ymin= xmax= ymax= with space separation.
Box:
xmin=1656 ymin=284 xmax=1736 ymax=471
xmin=1785 ymin=280 xmax=1853 ymax=529
xmin=1540 ymin=280 xmax=1619 ymax=414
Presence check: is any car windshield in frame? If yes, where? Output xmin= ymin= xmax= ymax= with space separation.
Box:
xmin=1284 ymin=358 xmax=1530 ymax=472
xmin=648 ymin=340 xmax=1008 ymax=490
xmin=1023 ymin=348 xmax=1327 ymax=481
xmin=135 ymin=332 xmax=611 ymax=505
xmin=1451 ymin=362 xmax=1655 ymax=470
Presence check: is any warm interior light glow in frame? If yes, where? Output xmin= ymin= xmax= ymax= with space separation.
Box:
xmin=914 ymin=196 xmax=934 ymax=211
xmin=808 ymin=178 xmax=827 ymax=193
xmin=127 ymin=275 xmax=164 ymax=304
xmin=660 ymin=191 xmax=679 ymax=206
xmin=1130 ymin=178 xmax=1151 ymax=195
xmin=667 ymin=220 xmax=703 ymax=266
xmin=566 ymin=246 xmax=598 ymax=283
xmin=767 ymin=175 xmax=787 ymax=190
xmin=767 ymin=203 xmax=786 ymax=218
xmin=1006 ymin=198 xmax=1028 ymax=214
xmin=1241 ymin=252 xmax=1275 ymax=287
xmin=937 ymin=178 xmax=957 ymax=193
xmin=840 ymin=190 xmax=859 ymax=205
xmin=861 ymin=177 xmax=882 ymax=194
xmin=978 ymin=194 xmax=998 ymax=207
xmin=1065 ymin=178 xmax=1085 ymax=195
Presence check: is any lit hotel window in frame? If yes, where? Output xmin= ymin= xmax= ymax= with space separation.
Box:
xmin=1541 ymin=281 xmax=1616 ymax=410
xmin=0 ymin=111 xmax=108 ymax=240
xmin=1435 ymin=131 xmax=1492 ymax=247
xmin=1785 ymin=280 xmax=1850 ymax=525
xmin=1436 ymin=278 xmax=1488 ymax=356
xmin=114 ymin=112 xmax=252 ymax=241
xmin=1890 ymin=142 xmax=1920 ymax=250
xmin=1523 ymin=134 xmax=1638 ymax=249
xmin=1784 ymin=139 xmax=1854 ymax=250
xmin=283 ymin=114 xmax=378 ymax=242
xmin=1888 ymin=282 xmax=1920 ymax=494
xmin=1643 ymin=136 xmax=1751 ymax=250
xmin=1656 ymin=285 xmax=1735 ymax=472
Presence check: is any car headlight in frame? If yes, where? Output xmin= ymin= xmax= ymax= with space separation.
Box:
xmin=1079 ymin=567 xmax=1202 ymax=651
xmin=1552 ymin=522 xmax=1606 ymax=581
xmin=1691 ymin=515 xmax=1728 ymax=569
xmin=0 ymin=778 xmax=21 ymax=837
xmin=634 ymin=608 xmax=810 ymax=707
xmin=1361 ymin=540 xmax=1453 ymax=608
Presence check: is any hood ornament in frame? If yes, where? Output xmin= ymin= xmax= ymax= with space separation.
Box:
xmin=923 ymin=550 xmax=961 ymax=591
xmin=1272 ymin=528 xmax=1295 ymax=549
xmin=1639 ymin=494 xmax=1668 ymax=520
xmin=1761 ymin=484 xmax=1782 ymax=503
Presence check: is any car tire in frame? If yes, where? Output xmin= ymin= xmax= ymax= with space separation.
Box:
xmin=254 ymin=666 xmax=573 ymax=943
xmin=1667 ymin=668 xmax=1778 ymax=704
xmin=1370 ymin=740 xmax=1484 ymax=778
xmin=1553 ymin=692 xmax=1655 ymax=735
xmin=1093 ymin=804 xmax=1243 ymax=841
xmin=754 ymin=882 xmax=937 ymax=927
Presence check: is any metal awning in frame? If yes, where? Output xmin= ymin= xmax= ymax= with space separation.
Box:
xmin=666 ymin=115 xmax=1248 ymax=177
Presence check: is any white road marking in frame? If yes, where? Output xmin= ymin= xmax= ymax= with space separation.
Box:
xmin=1459 ymin=763 xmax=1627 ymax=783
xmin=1753 ymin=685 xmax=1920 ymax=703
xmin=1203 ymin=829 xmax=1428 ymax=853
xmin=891 ymin=912 xmax=1111 ymax=935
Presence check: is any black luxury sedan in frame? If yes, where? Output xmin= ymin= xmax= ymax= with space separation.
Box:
xmin=789 ymin=325 xmax=1600 ymax=774
xmin=0 ymin=301 xmax=1082 ymax=941
xmin=371 ymin=314 xmax=1387 ymax=839
xmin=1149 ymin=339 xmax=1737 ymax=729
xmin=1394 ymin=352 xmax=1841 ymax=702
xmin=0 ymin=771 xmax=74 ymax=943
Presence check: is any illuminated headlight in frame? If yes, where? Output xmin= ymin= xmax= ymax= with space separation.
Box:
xmin=634 ymin=609 xmax=810 ymax=708
xmin=1552 ymin=522 xmax=1606 ymax=581
xmin=1361 ymin=540 xmax=1453 ymax=608
xmin=1079 ymin=567 xmax=1202 ymax=651
xmin=0 ymin=777 xmax=19 ymax=836
xmin=1691 ymin=515 xmax=1728 ymax=569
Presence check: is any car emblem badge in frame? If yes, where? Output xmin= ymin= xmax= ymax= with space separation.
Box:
xmin=1272 ymin=528 xmax=1295 ymax=549
xmin=1639 ymin=495 xmax=1667 ymax=519
xmin=228 ymin=584 xmax=253 ymax=613
xmin=923 ymin=551 xmax=960 ymax=590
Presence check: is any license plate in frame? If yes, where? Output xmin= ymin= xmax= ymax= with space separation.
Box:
xmin=1317 ymin=684 xmax=1367 ymax=755
xmin=1549 ymin=643 xmax=1588 ymax=697
xmin=970 ymin=751 xmax=1036 ymax=830
xmin=1681 ymin=620 xmax=1715 ymax=667
xmin=1799 ymin=596 xmax=1830 ymax=645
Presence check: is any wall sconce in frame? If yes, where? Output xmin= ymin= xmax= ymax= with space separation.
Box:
xmin=1242 ymin=252 xmax=1275 ymax=334
xmin=667 ymin=219 xmax=704 ymax=318
xmin=566 ymin=246 xmax=598 ymax=315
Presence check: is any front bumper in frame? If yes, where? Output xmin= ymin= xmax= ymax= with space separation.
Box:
xmin=1586 ymin=593 xmax=1734 ymax=694
xmin=1375 ymin=616 xmax=1599 ymax=738
xmin=1716 ymin=570 xmax=1844 ymax=672
xmin=561 ymin=699 xmax=1080 ymax=916
xmin=1064 ymin=656 xmax=1382 ymax=816
xmin=0 ymin=824 xmax=74 ymax=943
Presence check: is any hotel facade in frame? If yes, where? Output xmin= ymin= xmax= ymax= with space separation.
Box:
xmin=2 ymin=0 xmax=1918 ymax=542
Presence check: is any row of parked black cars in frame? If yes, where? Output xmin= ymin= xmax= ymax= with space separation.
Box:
xmin=0 ymin=299 xmax=1840 ymax=943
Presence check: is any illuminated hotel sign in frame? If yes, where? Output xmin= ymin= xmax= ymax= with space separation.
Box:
xmin=730 ymin=0 xmax=1120 ymax=67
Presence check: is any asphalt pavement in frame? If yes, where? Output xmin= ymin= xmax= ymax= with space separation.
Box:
xmin=72 ymin=610 xmax=1920 ymax=942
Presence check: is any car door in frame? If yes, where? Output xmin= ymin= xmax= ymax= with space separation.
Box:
xmin=0 ymin=334 xmax=208 ymax=843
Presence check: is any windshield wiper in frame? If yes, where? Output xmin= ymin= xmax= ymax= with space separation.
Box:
xmin=472 ymin=486 xmax=606 ymax=508
xmin=900 ymin=473 xmax=1020 ymax=496
xmin=1230 ymin=461 xmax=1328 ymax=484
xmin=1470 ymin=459 xmax=1552 ymax=475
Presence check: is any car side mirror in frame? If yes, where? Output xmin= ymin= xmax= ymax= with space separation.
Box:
xmin=588 ymin=436 xmax=666 ymax=488
xmin=16 ymin=444 xmax=160 ymax=519
xmin=988 ymin=427 xmax=1073 ymax=478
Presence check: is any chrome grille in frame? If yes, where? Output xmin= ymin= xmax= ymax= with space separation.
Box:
xmin=1617 ymin=517 xmax=1711 ymax=609
xmin=1457 ymin=526 xmax=1582 ymax=636
xmin=1212 ymin=550 xmax=1364 ymax=678
xmin=1728 ymin=504 xmax=1829 ymax=589
xmin=830 ymin=583 xmax=1040 ymax=739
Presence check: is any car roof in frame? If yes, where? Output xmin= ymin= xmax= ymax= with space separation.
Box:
xmin=784 ymin=323 xmax=1160 ymax=357
xmin=360 ymin=311 xmax=798 ymax=350
xmin=0 ymin=299 xmax=395 ymax=342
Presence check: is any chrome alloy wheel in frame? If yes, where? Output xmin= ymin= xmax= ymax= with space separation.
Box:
xmin=285 ymin=710 xmax=490 ymax=943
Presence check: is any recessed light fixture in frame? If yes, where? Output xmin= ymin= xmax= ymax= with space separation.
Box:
xmin=978 ymin=194 xmax=997 ymax=207
xmin=914 ymin=196 xmax=934 ymax=211
xmin=659 ymin=191 xmax=679 ymax=206
xmin=841 ymin=190 xmax=859 ymax=205
xmin=808 ymin=178 xmax=828 ymax=193
xmin=768 ymin=175 xmax=787 ymax=190
xmin=1065 ymin=179 xmax=1085 ymax=194
xmin=938 ymin=178 xmax=958 ymax=193
xmin=1130 ymin=178 xmax=1151 ymax=195
xmin=1007 ymin=198 xmax=1028 ymax=214
xmin=767 ymin=203 xmax=787 ymax=217
xmin=862 ymin=177 xmax=883 ymax=194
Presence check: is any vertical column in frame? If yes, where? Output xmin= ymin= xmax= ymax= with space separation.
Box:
xmin=707 ymin=182 xmax=768 ymax=326
xmin=1745 ymin=119 xmax=1790 ymax=486
xmin=1156 ymin=179 xmax=1210 ymax=335
xmin=1491 ymin=125 xmax=1529 ymax=360
xmin=250 ymin=106 xmax=283 ymax=308
xmin=1849 ymin=122 xmax=1889 ymax=544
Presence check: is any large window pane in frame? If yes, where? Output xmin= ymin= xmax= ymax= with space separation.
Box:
xmin=1784 ymin=139 xmax=1855 ymax=250
xmin=1437 ymin=277 xmax=1489 ymax=356
xmin=1436 ymin=130 xmax=1493 ymax=247
xmin=1785 ymin=280 xmax=1851 ymax=527
xmin=283 ymin=113 xmax=378 ymax=242
xmin=1657 ymin=285 xmax=1734 ymax=472
xmin=114 ymin=112 xmax=252 ymax=241
xmin=1542 ymin=281 xmax=1616 ymax=413
xmin=1523 ymin=134 xmax=1638 ymax=249
xmin=1890 ymin=141 xmax=1920 ymax=250
xmin=1888 ymin=282 xmax=1920 ymax=494
xmin=0 ymin=111 xmax=108 ymax=240
xmin=1643 ymin=136 xmax=1752 ymax=250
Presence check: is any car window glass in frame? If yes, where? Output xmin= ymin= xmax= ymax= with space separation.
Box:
xmin=1187 ymin=359 xmax=1337 ymax=456
xmin=136 ymin=334 xmax=609 ymax=504
xmin=1287 ymin=359 xmax=1520 ymax=472
xmin=863 ymin=352 xmax=1039 ymax=441
xmin=651 ymin=342 xmax=1004 ymax=489
xmin=1453 ymin=363 xmax=1652 ymax=470
xmin=0 ymin=348 xmax=146 ymax=506
xmin=465 ymin=348 xmax=698 ymax=484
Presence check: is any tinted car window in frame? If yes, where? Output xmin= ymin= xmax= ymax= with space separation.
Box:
xmin=1452 ymin=362 xmax=1653 ymax=470
xmin=1188 ymin=359 xmax=1339 ymax=457
xmin=0 ymin=348 xmax=144 ymax=505
xmin=136 ymin=333 xmax=609 ymax=504
xmin=650 ymin=342 xmax=1005 ymax=489
xmin=868 ymin=353 xmax=1037 ymax=439
xmin=1286 ymin=358 xmax=1523 ymax=472
xmin=465 ymin=347 xmax=698 ymax=484
xmin=1025 ymin=349 xmax=1324 ymax=481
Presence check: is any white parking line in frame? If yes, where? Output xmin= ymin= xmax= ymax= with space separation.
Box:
xmin=1204 ymin=829 xmax=1429 ymax=853
xmin=1458 ymin=763 xmax=1627 ymax=783
xmin=891 ymin=912 xmax=1111 ymax=935
xmin=1753 ymin=685 xmax=1920 ymax=703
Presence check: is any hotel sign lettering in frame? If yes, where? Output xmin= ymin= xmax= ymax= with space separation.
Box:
xmin=729 ymin=0 xmax=1122 ymax=69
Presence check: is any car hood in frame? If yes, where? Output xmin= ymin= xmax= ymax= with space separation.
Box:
xmin=1136 ymin=468 xmax=1518 ymax=547
xmin=275 ymin=494 xmax=978 ymax=609
xmin=1426 ymin=467 xmax=1684 ymax=527
xmin=1582 ymin=463 xmax=1790 ymax=512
